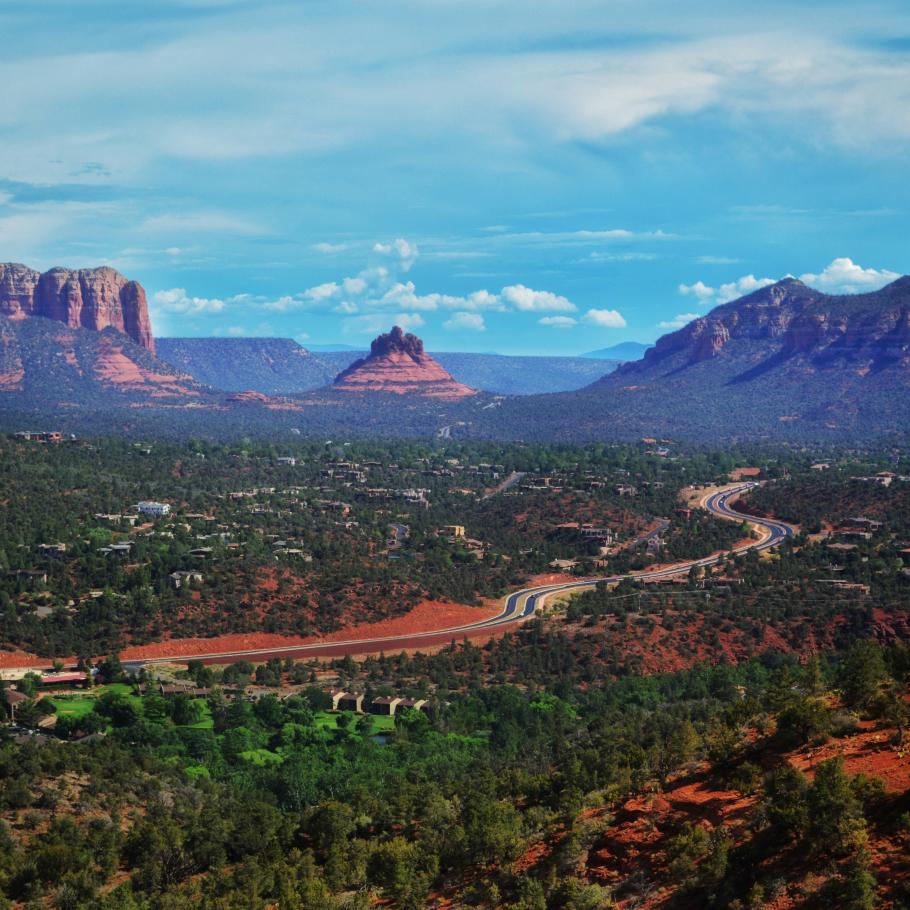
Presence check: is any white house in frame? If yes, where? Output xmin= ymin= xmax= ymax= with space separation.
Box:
xmin=137 ymin=501 xmax=171 ymax=516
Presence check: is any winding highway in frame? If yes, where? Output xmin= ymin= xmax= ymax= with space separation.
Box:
xmin=126 ymin=482 xmax=793 ymax=668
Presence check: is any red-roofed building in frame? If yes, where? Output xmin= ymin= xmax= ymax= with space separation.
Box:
xmin=39 ymin=673 xmax=89 ymax=688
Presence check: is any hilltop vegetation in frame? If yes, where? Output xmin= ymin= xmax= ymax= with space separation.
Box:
xmin=2 ymin=638 xmax=908 ymax=908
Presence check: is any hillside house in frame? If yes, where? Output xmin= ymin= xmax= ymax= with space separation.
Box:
xmin=2 ymin=688 xmax=30 ymax=720
xmin=840 ymin=517 xmax=883 ymax=532
xmin=95 ymin=513 xmax=138 ymax=526
xmin=730 ymin=467 xmax=761 ymax=481
xmin=369 ymin=696 xmax=402 ymax=716
xmin=39 ymin=673 xmax=89 ymax=689
xmin=14 ymin=431 xmax=62 ymax=443
xmin=580 ymin=525 xmax=614 ymax=543
xmin=170 ymin=570 xmax=204 ymax=589
xmin=37 ymin=543 xmax=67 ymax=557
xmin=137 ymin=501 xmax=171 ymax=516
xmin=397 ymin=697 xmax=429 ymax=714
xmin=338 ymin=692 xmax=365 ymax=713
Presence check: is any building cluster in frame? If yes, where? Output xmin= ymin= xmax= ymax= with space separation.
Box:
xmin=849 ymin=471 xmax=909 ymax=487
xmin=12 ymin=431 xmax=65 ymax=443
xmin=328 ymin=689 xmax=430 ymax=716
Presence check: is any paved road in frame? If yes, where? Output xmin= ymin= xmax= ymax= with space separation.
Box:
xmin=482 ymin=470 xmax=527 ymax=500
xmin=124 ymin=482 xmax=791 ymax=668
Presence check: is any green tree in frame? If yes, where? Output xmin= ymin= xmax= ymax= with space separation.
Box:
xmin=761 ymin=766 xmax=809 ymax=841
xmin=806 ymin=757 xmax=867 ymax=857
xmin=838 ymin=642 xmax=888 ymax=712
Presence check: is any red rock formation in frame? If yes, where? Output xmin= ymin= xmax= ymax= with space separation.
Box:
xmin=333 ymin=326 xmax=476 ymax=398
xmin=690 ymin=319 xmax=731 ymax=361
xmin=0 ymin=263 xmax=155 ymax=353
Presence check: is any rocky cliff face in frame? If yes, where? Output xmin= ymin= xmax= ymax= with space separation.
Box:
xmin=0 ymin=263 xmax=155 ymax=354
xmin=487 ymin=275 xmax=910 ymax=442
xmin=623 ymin=277 xmax=910 ymax=372
xmin=333 ymin=326 xmax=477 ymax=398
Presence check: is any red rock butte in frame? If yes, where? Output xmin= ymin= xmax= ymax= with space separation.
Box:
xmin=0 ymin=262 xmax=155 ymax=354
xmin=333 ymin=326 xmax=477 ymax=398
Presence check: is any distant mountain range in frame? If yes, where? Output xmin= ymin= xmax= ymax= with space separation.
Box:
xmin=581 ymin=341 xmax=652 ymax=361
xmin=3 ymin=261 xmax=910 ymax=442
xmin=486 ymin=276 xmax=910 ymax=440
xmin=156 ymin=337 xmax=337 ymax=394
xmin=156 ymin=339 xmax=619 ymax=395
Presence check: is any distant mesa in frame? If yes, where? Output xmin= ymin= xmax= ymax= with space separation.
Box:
xmin=582 ymin=341 xmax=652 ymax=361
xmin=333 ymin=326 xmax=477 ymax=398
xmin=0 ymin=262 xmax=155 ymax=353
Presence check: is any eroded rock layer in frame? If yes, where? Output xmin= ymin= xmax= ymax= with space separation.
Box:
xmin=333 ymin=326 xmax=477 ymax=398
xmin=0 ymin=263 xmax=154 ymax=353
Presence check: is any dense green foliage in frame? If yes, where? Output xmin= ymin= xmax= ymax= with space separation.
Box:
xmin=1 ymin=638 xmax=907 ymax=908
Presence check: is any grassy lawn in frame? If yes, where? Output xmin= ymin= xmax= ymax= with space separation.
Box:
xmin=47 ymin=683 xmax=143 ymax=720
xmin=313 ymin=711 xmax=396 ymax=734
xmin=48 ymin=697 xmax=96 ymax=719
xmin=185 ymin=699 xmax=214 ymax=729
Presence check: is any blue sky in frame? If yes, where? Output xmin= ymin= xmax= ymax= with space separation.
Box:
xmin=1 ymin=0 xmax=909 ymax=354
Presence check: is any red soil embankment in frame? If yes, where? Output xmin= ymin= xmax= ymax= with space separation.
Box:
xmin=0 ymin=650 xmax=54 ymax=670
xmin=119 ymin=598 xmax=499 ymax=662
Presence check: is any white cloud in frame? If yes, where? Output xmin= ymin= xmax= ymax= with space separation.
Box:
xmin=582 ymin=308 xmax=627 ymax=328
xmin=538 ymin=315 xmax=577 ymax=329
xmin=461 ymin=290 xmax=502 ymax=311
xmin=679 ymin=274 xmax=776 ymax=306
xmin=272 ymin=244 xmax=576 ymax=335
xmin=657 ymin=312 xmax=702 ymax=330
xmin=717 ymin=275 xmax=777 ymax=303
xmin=312 ymin=242 xmax=348 ymax=253
xmin=800 ymin=257 xmax=899 ymax=294
xmin=303 ymin=282 xmax=340 ymax=302
xmin=395 ymin=313 xmax=425 ymax=331
xmin=678 ymin=280 xmax=718 ymax=302
xmin=444 ymin=312 xmax=486 ymax=332
xmin=138 ymin=211 xmax=262 ymax=236
xmin=697 ymin=255 xmax=742 ymax=265
xmin=373 ymin=238 xmax=418 ymax=270
xmin=677 ymin=257 xmax=900 ymax=310
xmin=501 ymin=284 xmax=576 ymax=312
xmin=152 ymin=287 xmax=225 ymax=315
xmin=341 ymin=312 xmax=423 ymax=336
xmin=587 ymin=251 xmax=659 ymax=262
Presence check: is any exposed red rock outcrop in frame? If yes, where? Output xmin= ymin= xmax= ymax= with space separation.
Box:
xmin=333 ymin=326 xmax=477 ymax=398
xmin=0 ymin=262 xmax=155 ymax=353
xmin=92 ymin=338 xmax=199 ymax=397
xmin=690 ymin=319 xmax=730 ymax=361
xmin=616 ymin=275 xmax=910 ymax=374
